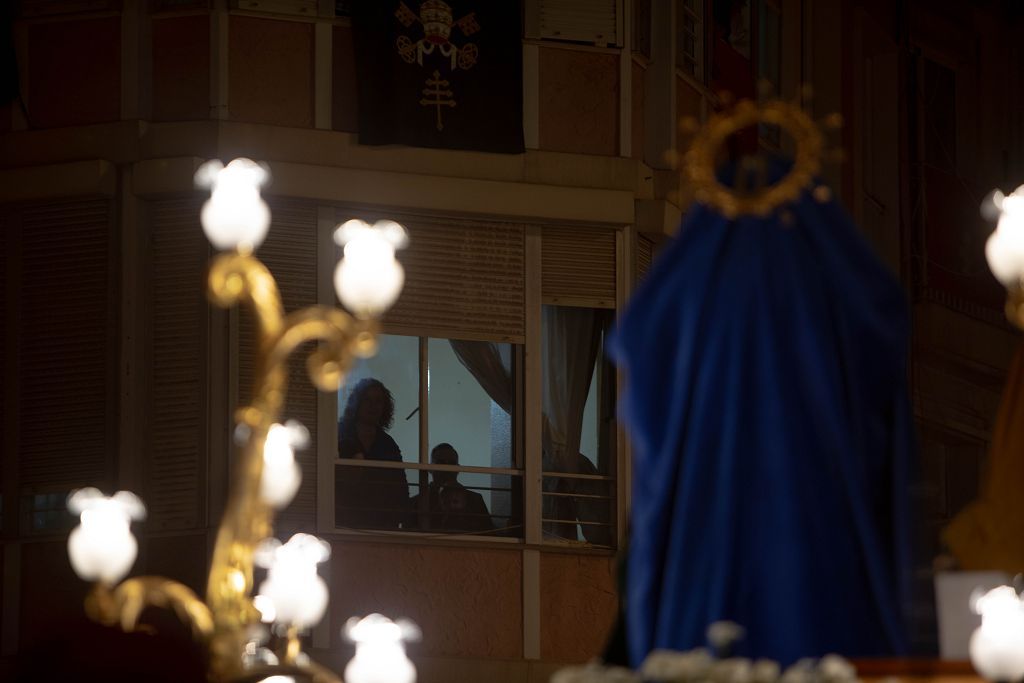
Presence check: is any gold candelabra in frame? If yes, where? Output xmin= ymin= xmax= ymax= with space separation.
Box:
xmin=66 ymin=158 xmax=413 ymax=683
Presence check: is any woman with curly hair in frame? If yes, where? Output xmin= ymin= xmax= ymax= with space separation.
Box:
xmin=336 ymin=378 xmax=409 ymax=529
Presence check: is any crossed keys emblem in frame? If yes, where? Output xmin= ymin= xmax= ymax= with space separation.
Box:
xmin=395 ymin=1 xmax=480 ymax=131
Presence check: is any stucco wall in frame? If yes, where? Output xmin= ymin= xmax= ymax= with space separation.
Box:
xmin=329 ymin=540 xmax=523 ymax=659
xmin=540 ymin=552 xmax=617 ymax=661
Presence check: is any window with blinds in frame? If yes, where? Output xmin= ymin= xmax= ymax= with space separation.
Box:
xmin=19 ymin=0 xmax=120 ymax=17
xmin=15 ymin=199 xmax=116 ymax=532
xmin=542 ymin=225 xmax=617 ymax=309
xmin=238 ymin=198 xmax=321 ymax=535
xmin=539 ymin=0 xmax=620 ymax=47
xmin=637 ymin=233 xmax=654 ymax=282
xmin=676 ymin=0 xmax=705 ymax=82
xmin=231 ymin=0 xmax=318 ymax=18
xmin=148 ymin=198 xmax=209 ymax=532
xmin=370 ymin=213 xmax=527 ymax=344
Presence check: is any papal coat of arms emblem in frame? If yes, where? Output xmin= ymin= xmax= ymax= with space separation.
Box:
xmin=395 ymin=0 xmax=480 ymax=131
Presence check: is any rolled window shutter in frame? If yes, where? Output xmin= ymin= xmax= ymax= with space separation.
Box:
xmin=239 ymin=198 xmax=319 ymax=533
xmin=636 ymin=233 xmax=653 ymax=282
xmin=149 ymin=198 xmax=208 ymax=531
xmin=539 ymin=0 xmax=619 ymax=46
xmin=19 ymin=0 xmax=120 ymax=17
xmin=0 ymin=212 xmax=6 ymax=494
xmin=542 ymin=226 xmax=617 ymax=308
xmin=379 ymin=214 xmax=526 ymax=344
xmin=231 ymin=0 xmax=317 ymax=18
xmin=19 ymin=199 xmax=114 ymax=491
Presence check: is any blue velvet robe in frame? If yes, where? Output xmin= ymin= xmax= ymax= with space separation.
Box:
xmin=609 ymin=185 xmax=913 ymax=666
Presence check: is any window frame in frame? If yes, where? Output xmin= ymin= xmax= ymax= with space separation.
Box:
xmin=314 ymin=209 xmax=628 ymax=552
xmin=331 ymin=333 xmax=526 ymax=540
xmin=538 ymin=304 xmax=619 ymax=548
xmin=675 ymin=0 xmax=706 ymax=83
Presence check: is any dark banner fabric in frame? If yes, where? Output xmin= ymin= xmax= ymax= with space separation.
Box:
xmin=351 ymin=0 xmax=524 ymax=154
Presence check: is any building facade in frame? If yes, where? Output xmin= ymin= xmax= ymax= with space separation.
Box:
xmin=2 ymin=0 xmax=1023 ymax=680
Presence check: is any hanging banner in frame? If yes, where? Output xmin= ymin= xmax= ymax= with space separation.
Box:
xmin=351 ymin=0 xmax=524 ymax=154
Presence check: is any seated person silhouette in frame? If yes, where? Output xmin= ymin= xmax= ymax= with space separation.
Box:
xmin=407 ymin=443 xmax=493 ymax=534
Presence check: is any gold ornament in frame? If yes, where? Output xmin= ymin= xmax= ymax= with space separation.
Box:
xmin=682 ymin=98 xmax=825 ymax=219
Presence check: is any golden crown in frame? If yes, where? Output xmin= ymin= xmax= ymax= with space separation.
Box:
xmin=682 ymin=97 xmax=840 ymax=219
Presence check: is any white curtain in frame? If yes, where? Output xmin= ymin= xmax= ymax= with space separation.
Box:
xmin=541 ymin=306 xmax=602 ymax=473
xmin=449 ymin=340 xmax=513 ymax=413
xmin=450 ymin=339 xmax=516 ymax=530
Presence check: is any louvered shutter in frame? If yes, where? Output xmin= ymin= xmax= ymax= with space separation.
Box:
xmin=0 ymin=212 xmax=7 ymax=496
xmin=542 ymin=226 xmax=617 ymax=308
xmin=231 ymin=0 xmax=317 ymax=17
xmin=239 ymin=198 xmax=319 ymax=534
xmin=19 ymin=199 xmax=114 ymax=492
xmin=19 ymin=0 xmax=120 ymax=16
xmin=148 ymin=198 xmax=208 ymax=531
xmin=637 ymin=233 xmax=654 ymax=282
xmin=375 ymin=214 xmax=526 ymax=344
xmin=539 ymin=0 xmax=619 ymax=47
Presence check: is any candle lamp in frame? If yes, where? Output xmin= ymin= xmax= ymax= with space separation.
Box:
xmin=65 ymin=158 xmax=416 ymax=682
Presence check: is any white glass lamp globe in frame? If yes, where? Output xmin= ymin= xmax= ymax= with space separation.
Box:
xmin=333 ymin=219 xmax=408 ymax=316
xmin=344 ymin=614 xmax=421 ymax=683
xmin=986 ymin=186 xmax=1024 ymax=287
xmin=255 ymin=534 xmax=330 ymax=630
xmin=67 ymin=488 xmax=146 ymax=585
xmin=195 ymin=158 xmax=271 ymax=253
xmin=969 ymin=585 xmax=1024 ymax=682
xmin=259 ymin=421 xmax=307 ymax=509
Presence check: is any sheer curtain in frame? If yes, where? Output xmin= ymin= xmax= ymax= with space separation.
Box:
xmin=449 ymin=339 xmax=517 ymax=532
xmin=542 ymin=306 xmax=602 ymax=473
xmin=449 ymin=340 xmax=513 ymax=413
xmin=541 ymin=306 xmax=607 ymax=543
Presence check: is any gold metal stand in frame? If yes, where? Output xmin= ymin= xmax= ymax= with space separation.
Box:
xmin=86 ymin=249 xmax=379 ymax=682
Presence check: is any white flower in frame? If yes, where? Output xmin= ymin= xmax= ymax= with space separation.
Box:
xmin=751 ymin=659 xmax=781 ymax=683
xmin=641 ymin=648 xmax=713 ymax=682
xmin=551 ymin=661 xmax=640 ymax=683
xmin=779 ymin=659 xmax=816 ymax=683
xmin=817 ymin=655 xmax=856 ymax=682
xmin=709 ymin=658 xmax=753 ymax=683
xmin=707 ymin=621 xmax=746 ymax=651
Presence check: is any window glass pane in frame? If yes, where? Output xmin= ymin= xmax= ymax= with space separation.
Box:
xmin=335 ymin=463 xmax=522 ymax=538
xmin=541 ymin=305 xmax=616 ymax=547
xmin=757 ymin=0 xmax=781 ymax=89
xmin=22 ymin=491 xmax=74 ymax=534
xmin=335 ymin=461 xmax=413 ymax=531
xmin=427 ymin=338 xmax=514 ymax=470
xmin=676 ymin=0 xmax=704 ymax=79
xmin=633 ymin=0 xmax=652 ymax=58
xmin=579 ymin=355 xmax=600 ymax=473
xmin=338 ymin=334 xmax=419 ymax=463
xmin=542 ymin=475 xmax=614 ymax=547
xmin=406 ymin=469 xmax=522 ymax=538
xmin=541 ymin=306 xmax=614 ymax=475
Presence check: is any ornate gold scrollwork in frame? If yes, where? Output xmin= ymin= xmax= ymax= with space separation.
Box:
xmin=201 ymin=251 xmax=368 ymax=681
xmin=86 ymin=578 xmax=214 ymax=639
xmin=87 ymin=248 xmax=360 ymax=682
